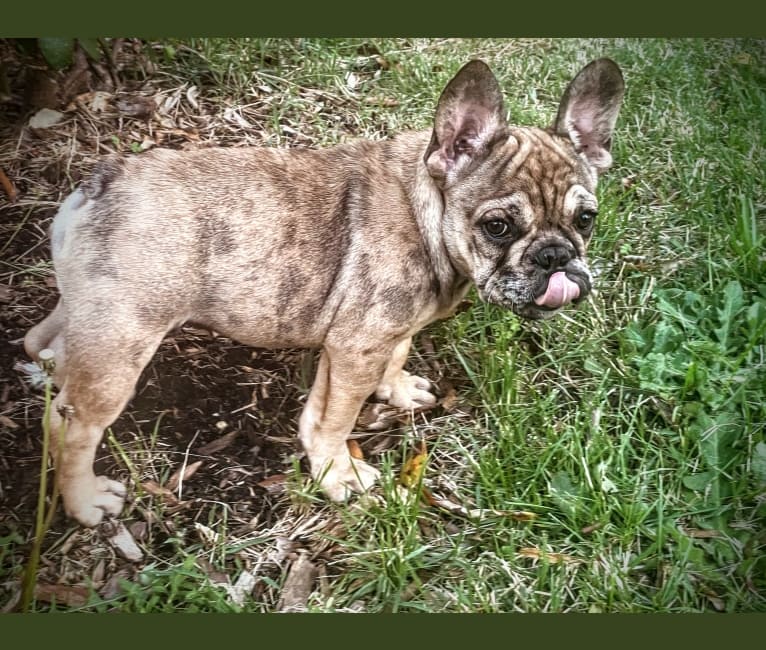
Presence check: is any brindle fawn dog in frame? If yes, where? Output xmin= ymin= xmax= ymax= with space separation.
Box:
xmin=25 ymin=58 xmax=624 ymax=526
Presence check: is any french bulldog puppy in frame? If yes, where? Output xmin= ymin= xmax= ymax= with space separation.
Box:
xmin=25 ymin=57 xmax=624 ymax=526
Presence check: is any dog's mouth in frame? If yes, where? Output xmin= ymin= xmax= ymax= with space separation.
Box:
xmin=533 ymin=271 xmax=584 ymax=309
xmin=480 ymin=267 xmax=591 ymax=320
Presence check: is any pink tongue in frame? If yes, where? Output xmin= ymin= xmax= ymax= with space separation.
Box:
xmin=534 ymin=271 xmax=580 ymax=308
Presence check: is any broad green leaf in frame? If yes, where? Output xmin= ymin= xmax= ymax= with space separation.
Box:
xmin=77 ymin=38 xmax=103 ymax=61
xmin=38 ymin=38 xmax=74 ymax=70
xmin=549 ymin=471 xmax=580 ymax=519
xmin=714 ymin=281 xmax=745 ymax=349
xmin=682 ymin=471 xmax=714 ymax=492
xmin=752 ymin=442 xmax=766 ymax=485
xmin=698 ymin=411 xmax=740 ymax=473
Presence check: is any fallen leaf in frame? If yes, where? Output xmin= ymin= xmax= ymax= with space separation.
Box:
xmin=101 ymin=520 xmax=144 ymax=562
xmin=34 ymin=583 xmax=90 ymax=607
xmin=683 ymin=528 xmax=722 ymax=539
xmin=225 ymin=570 xmax=257 ymax=608
xmin=186 ymin=85 xmax=200 ymax=110
xmin=357 ymin=403 xmax=400 ymax=431
xmin=0 ymin=415 xmax=19 ymax=429
xmin=197 ymin=429 xmax=240 ymax=455
xmin=347 ymin=439 xmax=364 ymax=460
xmin=0 ymin=168 xmax=17 ymax=203
xmin=68 ymin=91 xmax=113 ymax=113
xmin=438 ymin=385 xmax=459 ymax=412
xmin=399 ymin=440 xmax=427 ymax=489
xmin=363 ymin=96 xmax=399 ymax=107
xmin=256 ymin=473 xmax=288 ymax=494
xmin=424 ymin=491 xmax=537 ymax=522
xmin=517 ymin=547 xmax=577 ymax=565
xmin=29 ymin=108 xmax=65 ymax=129
xmin=140 ymin=480 xmax=178 ymax=504
xmin=116 ymin=95 xmax=156 ymax=119
xmin=195 ymin=522 xmax=220 ymax=546
xmin=581 ymin=522 xmax=602 ymax=535
xmin=166 ymin=460 xmax=203 ymax=491
xmin=277 ymin=554 xmax=318 ymax=613
xmin=99 ymin=570 xmax=131 ymax=600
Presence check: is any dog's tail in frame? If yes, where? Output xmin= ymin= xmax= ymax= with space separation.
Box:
xmin=50 ymin=189 xmax=87 ymax=261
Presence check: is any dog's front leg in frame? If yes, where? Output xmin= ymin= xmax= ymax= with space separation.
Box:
xmin=299 ymin=347 xmax=387 ymax=501
xmin=374 ymin=337 xmax=437 ymax=410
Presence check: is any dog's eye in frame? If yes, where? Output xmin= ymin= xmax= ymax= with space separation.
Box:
xmin=483 ymin=219 xmax=510 ymax=239
xmin=576 ymin=211 xmax=597 ymax=231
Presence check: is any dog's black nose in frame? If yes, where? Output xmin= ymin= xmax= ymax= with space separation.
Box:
xmin=535 ymin=244 xmax=574 ymax=270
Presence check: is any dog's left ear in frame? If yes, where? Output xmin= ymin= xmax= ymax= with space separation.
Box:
xmin=553 ymin=58 xmax=625 ymax=173
xmin=424 ymin=60 xmax=508 ymax=188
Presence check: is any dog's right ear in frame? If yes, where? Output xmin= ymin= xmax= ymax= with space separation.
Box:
xmin=424 ymin=60 xmax=508 ymax=189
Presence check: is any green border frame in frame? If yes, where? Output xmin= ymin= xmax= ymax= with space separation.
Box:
xmin=2 ymin=0 xmax=765 ymax=36
xmin=3 ymin=612 xmax=766 ymax=642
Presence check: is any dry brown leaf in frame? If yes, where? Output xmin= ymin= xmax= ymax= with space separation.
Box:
xmin=357 ymin=402 xmax=399 ymax=430
xmin=517 ymin=547 xmax=577 ymax=564
xmin=424 ymin=491 xmax=537 ymax=522
xmin=166 ymin=460 xmax=203 ymax=491
xmin=0 ymin=415 xmax=19 ymax=429
xmin=256 ymin=473 xmax=288 ymax=494
xmin=347 ymin=439 xmax=364 ymax=460
xmin=140 ymin=480 xmax=178 ymax=504
xmin=277 ymin=554 xmax=318 ymax=613
xmin=363 ymin=96 xmax=399 ymax=107
xmin=34 ymin=583 xmax=90 ymax=607
xmin=683 ymin=528 xmax=722 ymax=539
xmin=197 ymin=429 xmax=240 ymax=455
xmin=226 ymin=570 xmax=257 ymax=607
xmin=438 ymin=385 xmax=459 ymax=412
xmin=116 ymin=94 xmax=156 ymax=119
xmin=581 ymin=522 xmax=602 ymax=535
xmin=399 ymin=440 xmax=427 ymax=489
xmin=0 ymin=168 xmax=17 ymax=203
xmin=0 ymin=285 xmax=14 ymax=303
xmin=101 ymin=520 xmax=144 ymax=562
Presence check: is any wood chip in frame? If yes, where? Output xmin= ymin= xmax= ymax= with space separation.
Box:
xmin=277 ymin=554 xmax=317 ymax=612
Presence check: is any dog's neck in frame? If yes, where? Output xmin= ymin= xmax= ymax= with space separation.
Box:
xmin=392 ymin=132 xmax=469 ymax=308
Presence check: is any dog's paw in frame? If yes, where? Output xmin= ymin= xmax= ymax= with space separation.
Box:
xmin=376 ymin=371 xmax=437 ymax=410
xmin=63 ymin=475 xmax=127 ymax=527
xmin=312 ymin=455 xmax=380 ymax=502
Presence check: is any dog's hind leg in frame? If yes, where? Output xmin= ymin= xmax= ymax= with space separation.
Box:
xmin=50 ymin=326 xmax=165 ymax=527
xmin=299 ymin=346 xmax=387 ymax=501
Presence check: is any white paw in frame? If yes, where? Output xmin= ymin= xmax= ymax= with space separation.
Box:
xmin=63 ymin=475 xmax=127 ymax=527
xmin=311 ymin=455 xmax=380 ymax=502
xmin=376 ymin=371 xmax=437 ymax=410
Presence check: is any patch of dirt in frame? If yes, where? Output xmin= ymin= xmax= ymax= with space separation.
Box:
xmin=0 ymin=39 xmax=474 ymax=611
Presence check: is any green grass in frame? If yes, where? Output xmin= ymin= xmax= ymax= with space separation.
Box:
xmin=14 ymin=37 xmax=766 ymax=613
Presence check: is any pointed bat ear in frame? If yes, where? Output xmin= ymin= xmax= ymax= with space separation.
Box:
xmin=553 ymin=58 xmax=625 ymax=173
xmin=424 ymin=60 xmax=508 ymax=188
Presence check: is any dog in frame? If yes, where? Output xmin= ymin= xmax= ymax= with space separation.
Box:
xmin=24 ymin=57 xmax=624 ymax=527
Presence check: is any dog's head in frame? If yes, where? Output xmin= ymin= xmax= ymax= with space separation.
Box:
xmin=424 ymin=58 xmax=624 ymax=320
